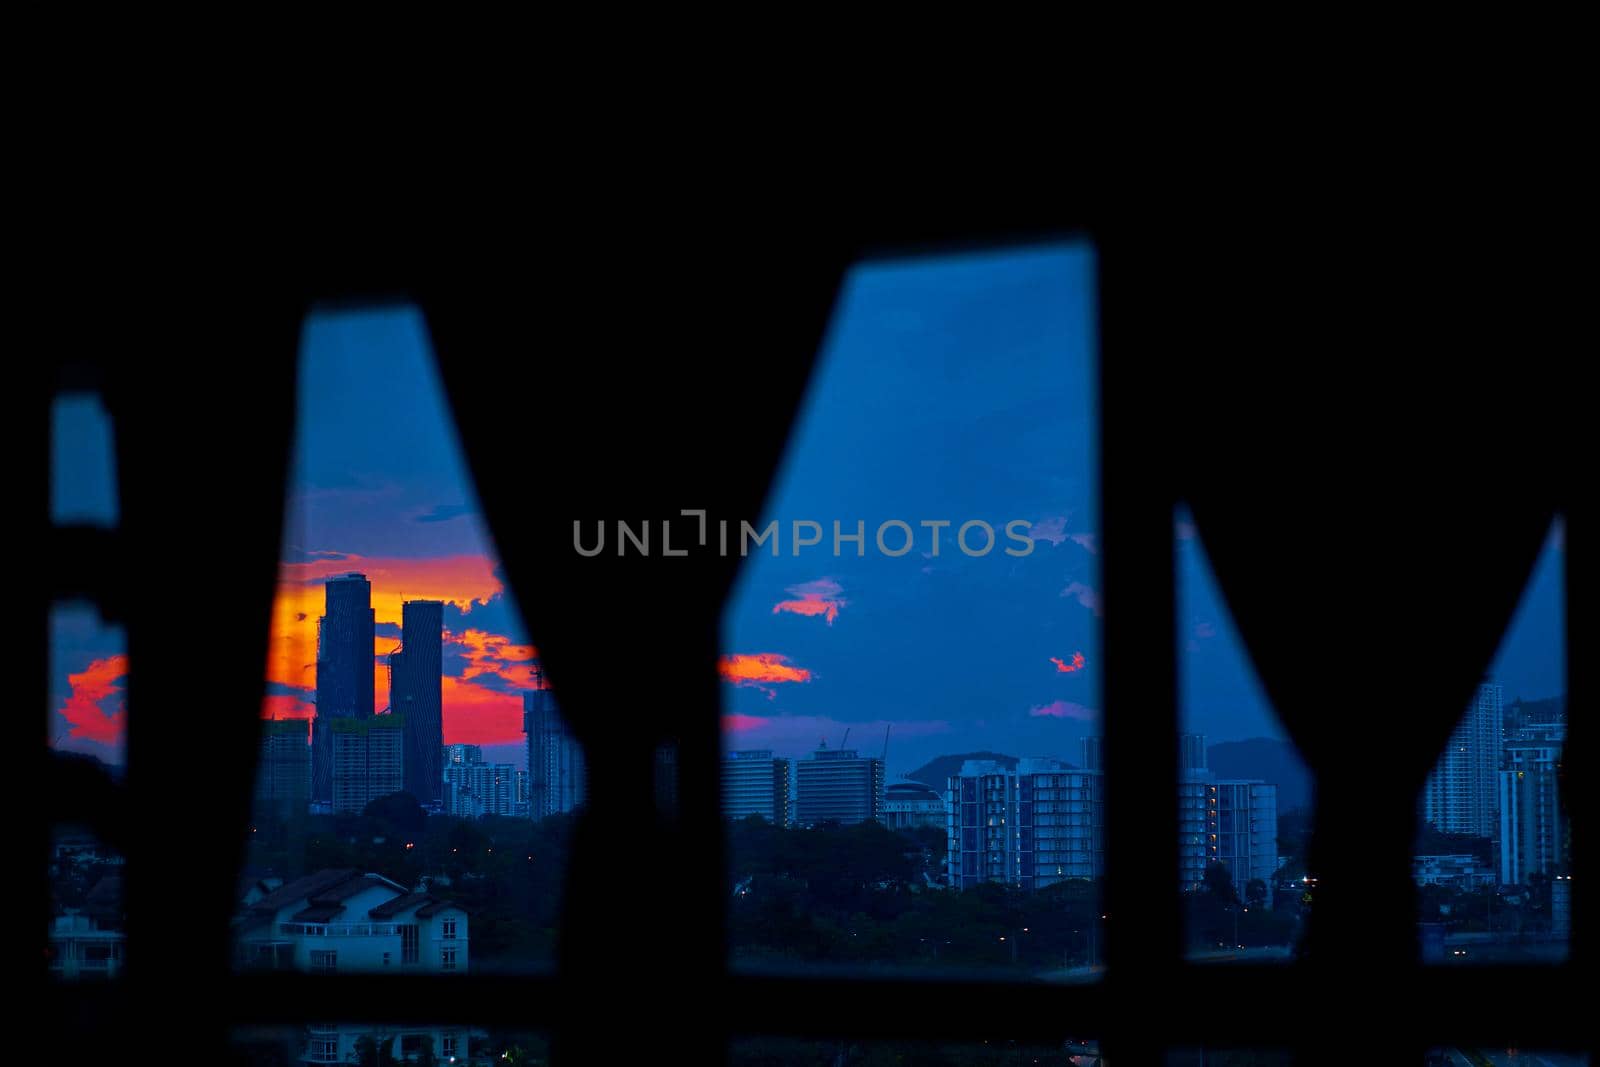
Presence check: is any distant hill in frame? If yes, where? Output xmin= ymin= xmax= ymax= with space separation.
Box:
xmin=1207 ymin=738 xmax=1312 ymax=812
xmin=906 ymin=751 xmax=1019 ymax=788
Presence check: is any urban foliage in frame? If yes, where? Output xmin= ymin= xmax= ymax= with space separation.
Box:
xmin=246 ymin=797 xmax=575 ymax=966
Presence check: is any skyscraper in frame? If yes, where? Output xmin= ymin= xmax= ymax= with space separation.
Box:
xmin=312 ymin=574 xmax=375 ymax=805
xmin=722 ymin=749 xmax=792 ymax=825
xmin=794 ymin=743 xmax=884 ymax=826
xmin=254 ymin=719 xmax=311 ymax=818
xmin=389 ymin=599 xmax=444 ymax=806
xmin=524 ymin=673 xmax=586 ymax=819
xmin=1423 ymin=682 xmax=1504 ymax=839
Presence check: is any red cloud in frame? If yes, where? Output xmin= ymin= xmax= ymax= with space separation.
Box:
xmin=718 ymin=653 xmax=813 ymax=699
xmin=1029 ymin=700 xmax=1095 ymax=721
xmin=57 ymin=654 xmax=128 ymax=745
xmin=440 ymin=675 xmax=528 ymax=747
xmin=1051 ymin=652 xmax=1087 ymax=673
xmin=772 ymin=577 xmax=846 ymax=625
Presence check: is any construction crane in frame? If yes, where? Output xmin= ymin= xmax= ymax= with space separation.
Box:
xmin=839 ymin=727 xmax=850 ymax=751
xmin=882 ymin=724 xmax=891 ymax=762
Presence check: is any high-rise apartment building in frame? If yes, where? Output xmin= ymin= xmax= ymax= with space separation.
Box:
xmin=443 ymin=761 xmax=518 ymax=818
xmin=312 ymin=574 xmax=375 ymax=805
xmin=330 ymin=715 xmax=404 ymax=815
xmin=1177 ymin=733 xmax=1278 ymax=895
xmin=794 ymin=743 xmax=884 ymax=826
xmin=722 ymin=749 xmax=792 ymax=825
xmin=1423 ymin=681 xmax=1504 ymax=839
xmin=515 ymin=767 xmax=534 ymax=819
xmin=1203 ymin=780 xmax=1279 ymax=893
xmin=444 ymin=743 xmax=484 ymax=767
xmin=946 ymin=758 xmax=1104 ymax=891
xmin=1498 ymin=737 xmax=1565 ymax=885
xmin=524 ymin=679 xmax=586 ymax=819
xmin=946 ymin=739 xmax=1278 ymax=896
xmin=389 ymin=599 xmax=444 ymax=806
xmin=255 ymin=719 xmax=311 ymax=818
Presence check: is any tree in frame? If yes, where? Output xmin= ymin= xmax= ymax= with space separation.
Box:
xmin=363 ymin=791 xmax=426 ymax=834
xmin=350 ymin=1033 xmax=396 ymax=1067
xmin=1244 ymin=878 xmax=1268 ymax=910
xmin=1203 ymin=861 xmax=1238 ymax=904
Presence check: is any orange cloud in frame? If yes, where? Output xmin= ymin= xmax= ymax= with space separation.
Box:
xmin=279 ymin=552 xmax=504 ymax=624
xmin=1051 ymin=652 xmax=1087 ymax=674
xmin=719 ymin=653 xmax=813 ymax=687
xmin=772 ymin=578 xmax=846 ymax=625
xmin=260 ymin=551 xmax=545 ymax=746
xmin=58 ymin=654 xmax=128 ymax=745
xmin=263 ymin=552 xmax=506 ymax=706
xmin=454 ymin=628 xmax=538 ymax=681
xmin=719 ymin=653 xmax=813 ymax=699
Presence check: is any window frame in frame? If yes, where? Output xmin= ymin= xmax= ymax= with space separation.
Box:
xmin=37 ymin=222 xmax=1588 ymax=1063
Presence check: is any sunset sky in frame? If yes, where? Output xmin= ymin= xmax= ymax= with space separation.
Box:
xmin=49 ymin=244 xmax=1567 ymax=781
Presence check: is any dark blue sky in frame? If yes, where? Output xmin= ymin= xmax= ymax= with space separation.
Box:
xmin=721 ymin=243 xmax=1566 ymax=779
xmin=722 ymin=245 xmax=1102 ymax=777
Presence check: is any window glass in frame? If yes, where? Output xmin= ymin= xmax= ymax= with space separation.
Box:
xmin=1415 ymin=517 xmax=1567 ymax=964
xmin=237 ymin=306 xmax=573 ymax=975
xmin=1175 ymin=506 xmax=1311 ymax=961
xmin=721 ymin=244 xmax=1101 ymax=978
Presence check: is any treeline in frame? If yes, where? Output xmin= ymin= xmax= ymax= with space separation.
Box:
xmin=728 ymin=816 xmax=1102 ymax=971
xmin=728 ymin=816 xmax=1297 ymax=970
xmin=240 ymin=798 xmax=1299 ymax=973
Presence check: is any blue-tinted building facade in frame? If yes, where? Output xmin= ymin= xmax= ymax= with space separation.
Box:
xmin=312 ymin=573 xmax=375 ymax=805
